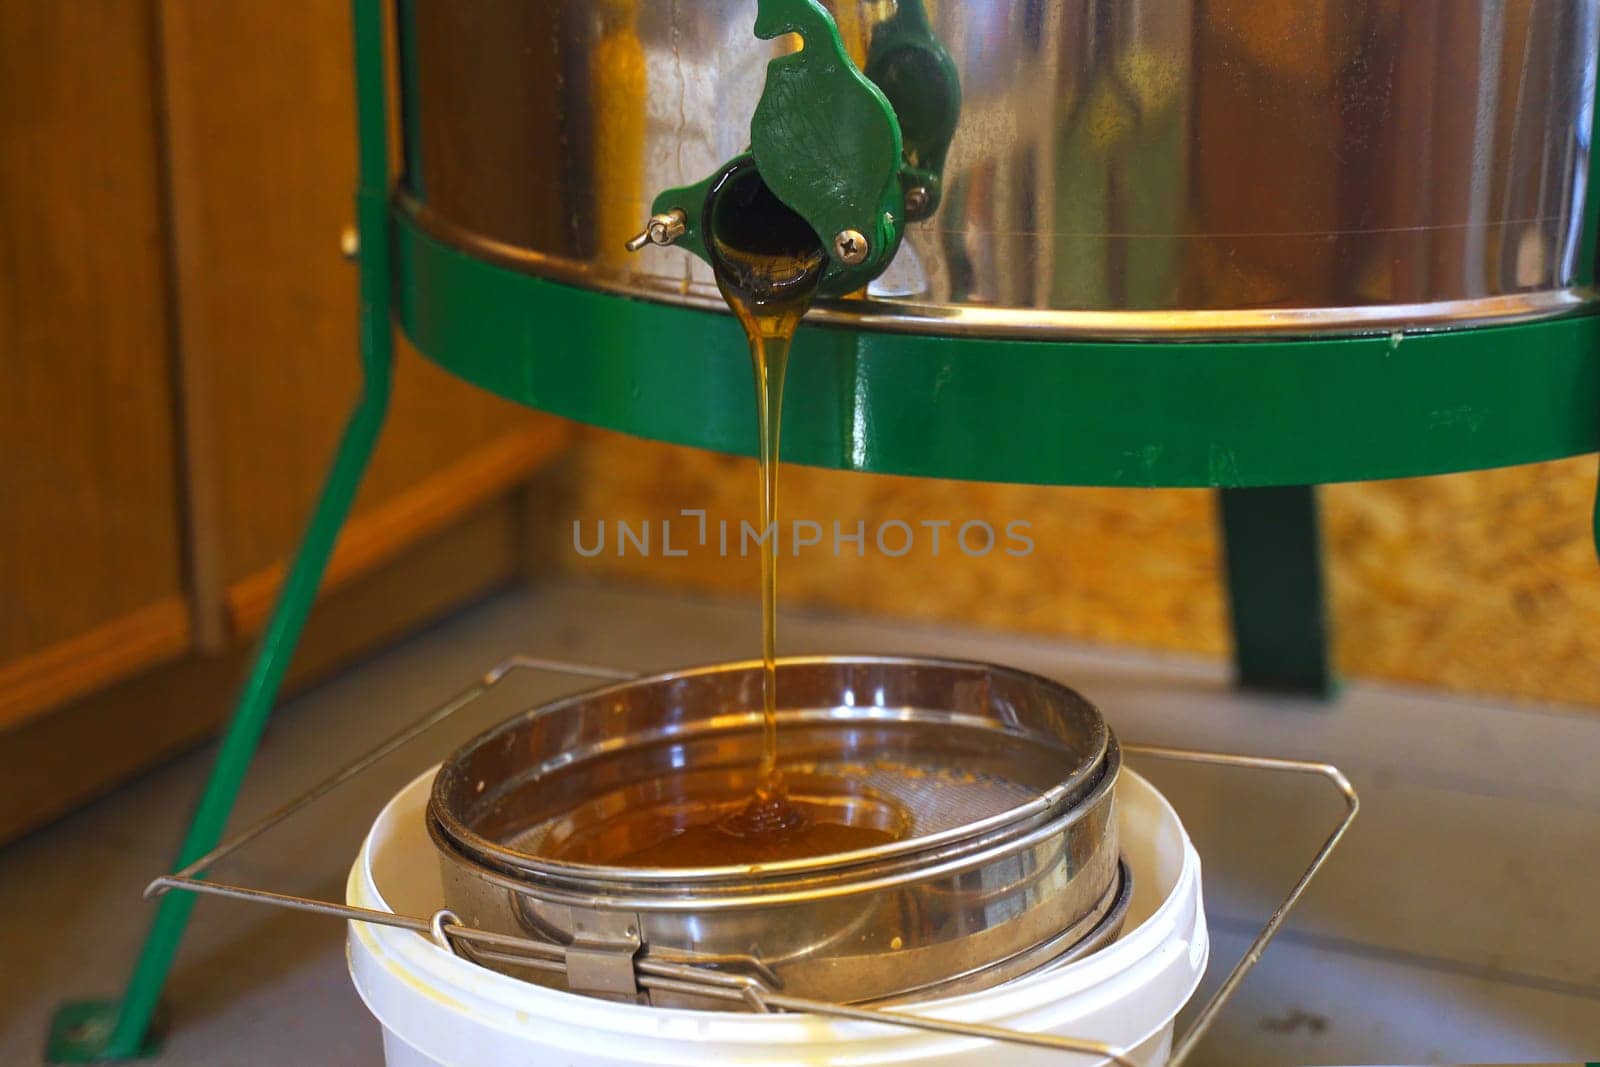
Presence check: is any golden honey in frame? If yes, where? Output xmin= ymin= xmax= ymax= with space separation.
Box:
xmin=705 ymin=163 xmax=823 ymax=841
xmin=549 ymin=780 xmax=903 ymax=867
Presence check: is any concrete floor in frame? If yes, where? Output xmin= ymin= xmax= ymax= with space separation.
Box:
xmin=2 ymin=579 xmax=1597 ymax=1066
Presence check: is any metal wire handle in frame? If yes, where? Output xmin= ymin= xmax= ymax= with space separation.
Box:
xmin=1120 ymin=745 xmax=1359 ymax=1066
xmin=163 ymin=656 xmax=637 ymax=882
xmin=145 ymin=655 xmax=1357 ymax=1066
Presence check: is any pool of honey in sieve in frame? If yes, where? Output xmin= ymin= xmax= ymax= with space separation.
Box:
xmin=545 ymin=774 xmax=908 ymax=868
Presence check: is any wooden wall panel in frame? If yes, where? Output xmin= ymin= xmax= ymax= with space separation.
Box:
xmin=0 ymin=0 xmax=190 ymax=723
xmin=156 ymin=0 xmax=535 ymax=589
xmin=561 ymin=431 xmax=1600 ymax=711
xmin=562 ymin=431 xmax=1231 ymax=658
xmin=0 ymin=495 xmax=526 ymax=845
xmin=0 ymin=2 xmax=573 ymax=835
xmin=1322 ymin=456 xmax=1600 ymax=707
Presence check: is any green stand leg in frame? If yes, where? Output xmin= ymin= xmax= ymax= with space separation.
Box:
xmin=1218 ymin=485 xmax=1335 ymax=698
xmin=45 ymin=2 xmax=395 ymax=1059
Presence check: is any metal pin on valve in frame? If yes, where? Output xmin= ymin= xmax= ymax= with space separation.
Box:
xmin=626 ymin=210 xmax=687 ymax=252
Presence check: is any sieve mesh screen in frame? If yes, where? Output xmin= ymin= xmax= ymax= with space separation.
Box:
xmin=802 ymin=759 xmax=1042 ymax=834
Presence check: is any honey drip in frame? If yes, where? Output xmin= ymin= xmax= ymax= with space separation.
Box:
xmin=705 ymin=162 xmax=826 ymax=840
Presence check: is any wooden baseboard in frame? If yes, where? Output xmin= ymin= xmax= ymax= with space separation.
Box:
xmin=0 ymin=425 xmax=570 ymax=738
xmin=225 ymin=420 xmax=572 ymax=637
xmin=0 ymin=495 xmax=525 ymax=846
xmin=0 ymin=598 xmax=192 ymax=733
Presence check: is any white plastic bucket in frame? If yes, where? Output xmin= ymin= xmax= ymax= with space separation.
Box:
xmin=347 ymin=767 xmax=1208 ymax=1067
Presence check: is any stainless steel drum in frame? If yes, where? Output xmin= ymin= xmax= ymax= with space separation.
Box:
xmin=397 ymin=0 xmax=1599 ymax=336
xmin=427 ymin=656 xmax=1124 ymax=1007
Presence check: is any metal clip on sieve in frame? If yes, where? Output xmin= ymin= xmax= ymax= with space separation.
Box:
xmin=142 ymin=654 xmax=1358 ymax=1066
xmin=562 ymin=912 xmax=644 ymax=998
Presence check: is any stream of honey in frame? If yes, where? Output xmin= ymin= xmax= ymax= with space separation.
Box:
xmin=705 ymin=162 xmax=824 ymax=818
xmin=550 ymin=165 xmax=904 ymax=867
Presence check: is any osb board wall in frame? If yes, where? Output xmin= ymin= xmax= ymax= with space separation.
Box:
xmin=560 ymin=429 xmax=1600 ymax=710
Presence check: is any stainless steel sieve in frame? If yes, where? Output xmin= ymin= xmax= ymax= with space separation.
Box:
xmin=427 ymin=655 xmax=1123 ymax=1006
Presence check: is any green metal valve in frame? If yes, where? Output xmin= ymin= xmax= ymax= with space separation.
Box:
xmin=631 ymin=0 xmax=958 ymax=298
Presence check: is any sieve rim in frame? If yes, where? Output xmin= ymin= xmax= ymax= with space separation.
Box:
xmin=430 ymin=654 xmax=1112 ymax=888
xmin=871 ymin=858 xmax=1134 ymax=1005
xmin=429 ymin=737 xmax=1120 ymax=910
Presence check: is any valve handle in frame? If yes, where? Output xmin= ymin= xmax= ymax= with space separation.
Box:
xmin=749 ymin=0 xmax=904 ymax=292
xmin=628 ymin=1 xmax=962 ymax=296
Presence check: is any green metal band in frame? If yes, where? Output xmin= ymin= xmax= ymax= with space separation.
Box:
xmin=396 ymin=207 xmax=1600 ymax=488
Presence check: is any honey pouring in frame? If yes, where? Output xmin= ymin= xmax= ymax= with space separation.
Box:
xmin=553 ymin=163 xmax=906 ymax=867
